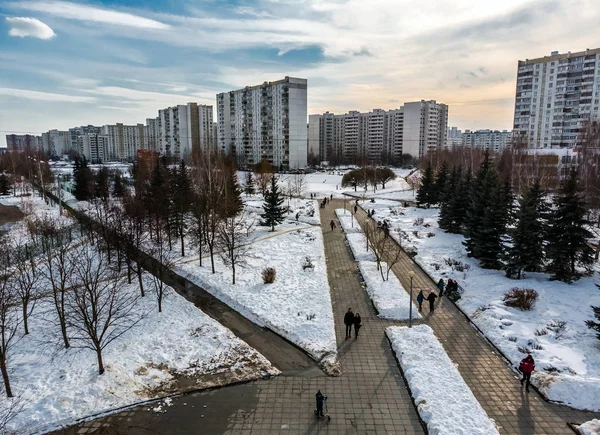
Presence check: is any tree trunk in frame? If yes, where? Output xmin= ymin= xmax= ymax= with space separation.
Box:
xmin=22 ymin=301 xmax=29 ymax=335
xmin=181 ymin=231 xmax=185 ymax=257
xmin=137 ymin=263 xmax=145 ymax=297
xmin=210 ymin=246 xmax=215 ymax=273
xmin=96 ymin=348 xmax=105 ymax=375
xmin=158 ymin=290 xmax=163 ymax=313
xmin=232 ymin=262 xmax=236 ymax=285
xmin=60 ymin=315 xmax=70 ymax=348
xmin=0 ymin=358 xmax=12 ymax=397
xmin=127 ymin=260 xmax=132 ymax=284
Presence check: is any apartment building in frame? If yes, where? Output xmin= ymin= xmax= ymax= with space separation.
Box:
xmin=101 ymin=123 xmax=145 ymax=161
xmin=79 ymin=133 xmax=109 ymax=163
xmin=308 ymin=100 xmax=447 ymax=163
xmin=145 ymin=117 xmax=160 ymax=152
xmin=217 ymin=76 xmax=308 ymax=169
xmin=5 ymin=134 xmax=41 ymax=151
xmin=156 ymin=103 xmax=214 ymax=159
xmin=41 ymin=130 xmax=70 ymax=157
xmin=69 ymin=125 xmax=101 ymax=154
xmin=513 ymin=48 xmax=600 ymax=148
xmin=446 ymin=128 xmax=513 ymax=152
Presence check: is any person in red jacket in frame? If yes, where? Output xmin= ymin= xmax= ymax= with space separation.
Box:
xmin=519 ymin=354 xmax=535 ymax=391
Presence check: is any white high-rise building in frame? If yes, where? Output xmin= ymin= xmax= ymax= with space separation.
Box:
xmin=308 ymin=100 xmax=447 ymax=163
xmin=156 ymin=103 xmax=213 ymax=158
xmin=5 ymin=134 xmax=41 ymax=151
xmin=447 ymin=128 xmax=513 ymax=152
xmin=79 ymin=133 xmax=109 ymax=163
xmin=101 ymin=123 xmax=145 ymax=161
xmin=42 ymin=130 xmax=70 ymax=157
xmin=145 ymin=117 xmax=160 ymax=151
xmin=217 ymin=76 xmax=308 ymax=169
xmin=513 ymin=48 xmax=600 ymax=148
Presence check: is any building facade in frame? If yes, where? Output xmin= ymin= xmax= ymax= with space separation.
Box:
xmin=5 ymin=134 xmax=41 ymax=151
xmin=79 ymin=133 xmax=109 ymax=163
xmin=446 ymin=128 xmax=513 ymax=152
xmin=217 ymin=76 xmax=308 ymax=169
xmin=156 ymin=103 xmax=214 ymax=159
xmin=513 ymin=48 xmax=600 ymax=148
xmin=308 ymin=100 xmax=447 ymax=163
xmin=100 ymin=123 xmax=145 ymax=161
xmin=42 ymin=130 xmax=70 ymax=157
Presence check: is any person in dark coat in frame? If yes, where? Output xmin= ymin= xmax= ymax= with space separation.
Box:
xmin=427 ymin=292 xmax=438 ymax=313
xmin=437 ymin=279 xmax=445 ymax=297
xmin=315 ymin=390 xmax=326 ymax=417
xmin=353 ymin=313 xmax=362 ymax=338
xmin=354 ymin=204 xmax=358 ymax=214
xmin=344 ymin=308 xmax=354 ymax=339
xmin=416 ymin=290 xmax=425 ymax=312
xmin=519 ymin=354 xmax=535 ymax=391
xmin=330 ymin=219 xmax=336 ymax=231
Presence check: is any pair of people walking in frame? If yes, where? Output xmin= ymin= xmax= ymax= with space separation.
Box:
xmin=344 ymin=308 xmax=362 ymax=339
xmin=416 ymin=290 xmax=438 ymax=313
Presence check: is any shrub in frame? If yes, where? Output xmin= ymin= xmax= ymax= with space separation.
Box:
xmin=413 ymin=218 xmax=424 ymax=226
xmin=534 ymin=328 xmax=548 ymax=336
xmin=503 ymin=288 xmax=539 ymax=311
xmin=262 ymin=267 xmax=276 ymax=284
xmin=518 ymin=346 xmax=530 ymax=354
xmin=548 ymin=320 xmax=567 ymax=339
xmin=508 ymin=336 xmax=518 ymax=342
xmin=302 ymin=256 xmax=314 ymax=271
xmin=528 ymin=341 xmax=544 ymax=350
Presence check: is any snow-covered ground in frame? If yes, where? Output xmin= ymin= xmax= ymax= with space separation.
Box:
xmin=368 ymin=200 xmax=600 ymax=411
xmin=174 ymin=197 xmax=337 ymax=366
xmin=579 ymin=419 xmax=600 ymax=435
xmin=2 ymin=275 xmax=278 ymax=435
xmin=335 ymin=209 xmax=420 ymax=320
xmin=387 ymin=325 xmax=500 ymax=435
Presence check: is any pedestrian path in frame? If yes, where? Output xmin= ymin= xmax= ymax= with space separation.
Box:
xmin=351 ymin=200 xmax=600 ymax=435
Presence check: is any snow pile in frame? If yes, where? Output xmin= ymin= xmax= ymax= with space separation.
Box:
xmin=579 ymin=419 xmax=600 ymax=435
xmin=178 ymin=225 xmax=337 ymax=362
xmin=335 ymin=208 xmax=361 ymax=233
xmin=368 ymin=200 xmax=600 ymax=411
xmin=345 ymin=232 xmax=377 ymax=261
xmin=387 ymin=325 xmax=499 ymax=435
xmin=359 ymin=261 xmax=421 ymax=320
xmin=3 ymin=275 xmax=278 ymax=434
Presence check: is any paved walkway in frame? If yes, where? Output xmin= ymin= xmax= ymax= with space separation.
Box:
xmin=350 ymin=199 xmax=600 ymax=434
xmin=51 ymin=200 xmax=598 ymax=435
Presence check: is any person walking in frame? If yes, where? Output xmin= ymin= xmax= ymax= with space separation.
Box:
xmin=353 ymin=313 xmax=362 ymax=339
xmin=315 ymin=390 xmax=327 ymax=417
xmin=354 ymin=204 xmax=358 ymax=214
xmin=437 ymin=279 xmax=445 ymax=297
xmin=330 ymin=219 xmax=336 ymax=231
xmin=416 ymin=290 xmax=425 ymax=312
xmin=344 ymin=308 xmax=354 ymax=339
xmin=427 ymin=291 xmax=438 ymax=313
xmin=519 ymin=354 xmax=535 ymax=391
xmin=296 ymin=212 xmax=300 ymax=222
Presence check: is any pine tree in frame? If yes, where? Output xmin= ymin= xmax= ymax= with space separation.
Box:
xmin=0 ymin=173 xmax=10 ymax=195
xmin=73 ymin=156 xmax=93 ymax=201
xmin=477 ymin=178 xmax=512 ymax=269
xmin=432 ymin=160 xmax=449 ymax=204
xmin=450 ymin=167 xmax=471 ymax=234
xmin=463 ymin=152 xmax=492 ymax=257
xmin=95 ymin=167 xmax=110 ymax=201
xmin=223 ymin=169 xmax=243 ymax=218
xmin=505 ymin=180 xmax=548 ymax=278
xmin=438 ymin=165 xmax=460 ymax=231
xmin=260 ymin=175 xmax=285 ymax=232
xmin=172 ymin=160 xmax=191 ymax=256
xmin=112 ymin=173 xmax=125 ymax=197
xmin=546 ymin=169 xmax=594 ymax=282
xmin=586 ymin=305 xmax=600 ymax=340
xmin=244 ymin=171 xmax=255 ymax=195
xmin=416 ymin=163 xmax=434 ymax=207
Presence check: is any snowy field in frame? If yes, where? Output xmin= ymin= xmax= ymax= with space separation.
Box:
xmin=367 ymin=200 xmax=600 ymax=411
xmin=387 ymin=325 xmax=500 ymax=435
xmin=2 ymin=275 xmax=278 ymax=435
xmin=175 ymin=197 xmax=337 ymax=366
xmin=335 ymin=209 xmax=420 ymax=320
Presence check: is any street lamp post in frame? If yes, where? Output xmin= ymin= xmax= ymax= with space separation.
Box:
xmin=408 ymin=271 xmax=415 ymax=327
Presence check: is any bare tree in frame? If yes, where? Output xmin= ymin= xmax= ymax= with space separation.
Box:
xmin=218 ymin=209 xmax=253 ymax=284
xmin=0 ymin=241 xmax=19 ymax=397
xmin=379 ymin=237 xmax=404 ymax=281
xmin=148 ymin=228 xmax=175 ymax=313
xmin=254 ymin=158 xmax=272 ymax=195
xmin=292 ymin=173 xmax=307 ymax=197
xmin=67 ymin=244 xmax=141 ymax=375
xmin=122 ymin=193 xmax=149 ymax=297
xmin=0 ymin=395 xmax=25 ymax=432
xmin=12 ymin=243 xmax=39 ymax=335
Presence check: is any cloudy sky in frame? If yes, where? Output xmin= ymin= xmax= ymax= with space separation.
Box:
xmin=1 ymin=0 xmax=599 ymax=147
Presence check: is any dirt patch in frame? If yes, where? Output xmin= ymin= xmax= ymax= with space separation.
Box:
xmin=0 ymin=203 xmax=24 ymax=227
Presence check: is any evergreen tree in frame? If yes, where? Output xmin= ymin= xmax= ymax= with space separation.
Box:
xmin=112 ymin=173 xmax=125 ymax=197
xmin=438 ymin=165 xmax=461 ymax=231
xmin=73 ymin=156 xmax=93 ymax=201
xmin=260 ymin=175 xmax=285 ymax=232
xmin=0 ymin=173 xmax=10 ymax=195
xmin=223 ymin=168 xmax=243 ymax=218
xmin=450 ymin=167 xmax=471 ymax=234
xmin=95 ymin=167 xmax=110 ymax=201
xmin=586 ymin=305 xmax=600 ymax=340
xmin=546 ymin=169 xmax=594 ymax=282
xmin=432 ymin=160 xmax=449 ymax=204
xmin=477 ymin=178 xmax=512 ymax=269
xmin=463 ymin=152 xmax=492 ymax=256
xmin=244 ymin=171 xmax=256 ymax=195
xmin=172 ymin=160 xmax=191 ymax=256
xmin=416 ymin=163 xmax=434 ymax=207
xmin=505 ymin=180 xmax=548 ymax=278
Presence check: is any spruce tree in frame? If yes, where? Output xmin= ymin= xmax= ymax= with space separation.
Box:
xmin=244 ymin=171 xmax=256 ymax=195
xmin=438 ymin=165 xmax=460 ymax=231
xmin=463 ymin=152 xmax=492 ymax=257
xmin=95 ymin=167 xmax=110 ymax=202
xmin=505 ymin=180 xmax=548 ymax=278
xmin=416 ymin=163 xmax=434 ymax=207
xmin=433 ymin=160 xmax=449 ymax=204
xmin=586 ymin=305 xmax=600 ymax=340
xmin=73 ymin=156 xmax=93 ymax=201
xmin=546 ymin=169 xmax=594 ymax=282
xmin=112 ymin=173 xmax=125 ymax=197
xmin=260 ymin=175 xmax=285 ymax=232
xmin=0 ymin=173 xmax=10 ymax=195
xmin=223 ymin=168 xmax=243 ymax=218
xmin=172 ymin=160 xmax=191 ymax=256
xmin=450 ymin=167 xmax=471 ymax=234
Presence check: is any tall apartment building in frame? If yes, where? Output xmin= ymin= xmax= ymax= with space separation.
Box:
xmin=101 ymin=123 xmax=145 ymax=161
xmin=446 ymin=128 xmax=513 ymax=152
xmin=79 ymin=133 xmax=109 ymax=163
xmin=156 ymin=103 xmax=214 ymax=158
xmin=5 ymin=134 xmax=41 ymax=151
xmin=217 ymin=76 xmax=308 ymax=169
xmin=513 ymin=48 xmax=600 ymax=148
xmin=308 ymin=100 xmax=447 ymax=163
xmin=69 ymin=125 xmax=101 ymax=154
xmin=42 ymin=130 xmax=70 ymax=157
xmin=145 ymin=117 xmax=160 ymax=151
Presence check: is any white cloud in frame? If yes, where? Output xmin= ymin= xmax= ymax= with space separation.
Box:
xmin=6 ymin=17 xmax=55 ymax=39
xmin=11 ymin=0 xmax=170 ymax=30
xmin=0 ymin=87 xmax=95 ymax=103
